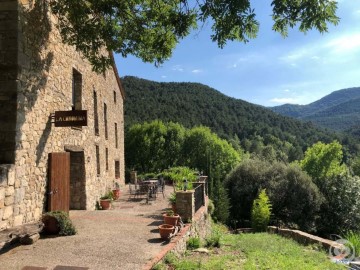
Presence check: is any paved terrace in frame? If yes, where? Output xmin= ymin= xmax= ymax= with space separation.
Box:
xmin=0 ymin=185 xmax=175 ymax=270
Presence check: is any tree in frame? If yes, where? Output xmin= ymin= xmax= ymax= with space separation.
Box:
xmin=225 ymin=158 xmax=323 ymax=231
xmin=212 ymin=177 xmax=230 ymax=224
xmin=125 ymin=120 xmax=185 ymax=172
xmin=299 ymin=141 xmax=347 ymax=182
xmin=50 ymin=0 xmax=339 ymax=72
xmin=316 ymin=174 xmax=360 ymax=236
xmin=251 ymin=189 xmax=272 ymax=232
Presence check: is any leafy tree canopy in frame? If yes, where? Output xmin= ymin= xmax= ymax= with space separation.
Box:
xmin=50 ymin=0 xmax=339 ymax=72
xmin=299 ymin=140 xmax=347 ymax=181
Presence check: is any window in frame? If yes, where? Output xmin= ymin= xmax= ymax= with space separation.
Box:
xmin=115 ymin=123 xmax=118 ymax=148
xmin=105 ymin=148 xmax=109 ymax=171
xmin=95 ymin=145 xmax=100 ymax=175
xmin=113 ymin=91 xmax=117 ymax=104
xmin=72 ymin=69 xmax=82 ymax=110
xmin=93 ymin=90 xmax=99 ymax=135
xmin=115 ymin=160 xmax=120 ymax=179
xmin=104 ymin=103 xmax=108 ymax=139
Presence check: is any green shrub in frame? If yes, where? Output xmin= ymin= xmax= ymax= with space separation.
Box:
xmin=168 ymin=192 xmax=176 ymax=205
xmin=162 ymin=166 xmax=197 ymax=191
xmin=164 ymin=252 xmax=178 ymax=265
xmin=43 ymin=211 xmax=77 ymax=236
xmin=205 ymin=226 xmax=222 ymax=248
xmin=225 ymin=158 xmax=323 ymax=231
xmin=207 ymin=199 xmax=215 ymax=215
xmin=187 ymin=237 xmax=201 ymax=250
xmin=100 ymin=190 xmax=114 ymax=200
xmin=251 ymin=189 xmax=272 ymax=232
xmin=205 ymin=234 xmax=220 ymax=248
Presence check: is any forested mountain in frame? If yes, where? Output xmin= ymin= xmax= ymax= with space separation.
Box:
xmin=270 ymin=87 xmax=360 ymax=131
xmin=122 ymin=76 xmax=356 ymax=161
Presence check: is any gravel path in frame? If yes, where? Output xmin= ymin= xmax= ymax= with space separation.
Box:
xmin=0 ymin=185 xmax=173 ymax=270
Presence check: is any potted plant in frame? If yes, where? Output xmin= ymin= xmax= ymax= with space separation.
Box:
xmin=168 ymin=192 xmax=177 ymax=213
xmin=158 ymin=224 xmax=174 ymax=239
xmin=163 ymin=210 xmax=180 ymax=227
xmin=99 ymin=191 xmax=113 ymax=210
xmin=42 ymin=211 xmax=77 ymax=236
xmin=112 ymin=182 xmax=121 ymax=200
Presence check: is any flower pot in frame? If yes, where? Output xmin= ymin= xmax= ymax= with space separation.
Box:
xmin=42 ymin=215 xmax=60 ymax=235
xmin=163 ymin=213 xmax=180 ymax=227
xmin=100 ymin=199 xmax=111 ymax=210
xmin=112 ymin=189 xmax=121 ymax=200
xmin=158 ymin=224 xmax=175 ymax=239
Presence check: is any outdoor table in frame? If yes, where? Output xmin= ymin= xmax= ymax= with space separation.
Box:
xmin=141 ymin=180 xmax=158 ymax=202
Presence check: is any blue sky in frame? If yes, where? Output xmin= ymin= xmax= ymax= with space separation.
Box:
xmin=115 ymin=1 xmax=360 ymax=107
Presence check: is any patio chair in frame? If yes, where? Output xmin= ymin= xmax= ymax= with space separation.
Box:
xmin=129 ymin=184 xmax=141 ymax=199
xmin=156 ymin=178 xmax=165 ymax=198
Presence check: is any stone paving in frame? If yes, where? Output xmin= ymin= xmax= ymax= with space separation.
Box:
xmin=0 ymin=185 xmax=175 ymax=270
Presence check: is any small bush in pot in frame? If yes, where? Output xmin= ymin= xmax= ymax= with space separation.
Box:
xmin=99 ymin=191 xmax=114 ymax=210
xmin=42 ymin=211 xmax=77 ymax=236
xmin=158 ymin=224 xmax=174 ymax=239
xmin=163 ymin=210 xmax=180 ymax=227
xmin=112 ymin=182 xmax=121 ymax=200
xmin=168 ymin=192 xmax=177 ymax=213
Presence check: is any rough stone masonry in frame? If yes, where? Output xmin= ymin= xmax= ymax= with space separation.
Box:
xmin=0 ymin=0 xmax=125 ymax=230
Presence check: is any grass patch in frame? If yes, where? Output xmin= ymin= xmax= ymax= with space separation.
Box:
xmin=156 ymin=227 xmax=346 ymax=269
xmin=344 ymin=230 xmax=360 ymax=257
xmin=230 ymin=233 xmax=345 ymax=270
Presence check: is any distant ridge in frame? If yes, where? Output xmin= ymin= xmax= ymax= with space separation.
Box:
xmin=270 ymin=87 xmax=360 ymax=131
xmin=123 ymin=76 xmax=341 ymax=161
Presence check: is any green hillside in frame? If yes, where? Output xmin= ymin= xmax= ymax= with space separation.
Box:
xmin=123 ymin=76 xmax=344 ymax=161
xmin=270 ymin=87 xmax=360 ymax=130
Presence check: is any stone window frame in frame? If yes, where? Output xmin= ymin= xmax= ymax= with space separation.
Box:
xmin=71 ymin=68 xmax=83 ymax=131
xmin=115 ymin=160 xmax=120 ymax=179
xmin=115 ymin=122 xmax=118 ymax=149
xmin=72 ymin=68 xmax=82 ymax=111
xmin=95 ymin=144 xmax=100 ymax=176
xmin=105 ymin=147 xmax=109 ymax=171
xmin=104 ymin=102 xmax=108 ymax=140
xmin=93 ymin=90 xmax=99 ymax=136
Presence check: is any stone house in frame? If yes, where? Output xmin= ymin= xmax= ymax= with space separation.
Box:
xmin=0 ymin=1 xmax=125 ymax=229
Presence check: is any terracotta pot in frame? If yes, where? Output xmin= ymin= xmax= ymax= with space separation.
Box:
xmin=112 ymin=189 xmax=121 ymax=200
xmin=42 ymin=215 xmax=60 ymax=235
xmin=100 ymin=199 xmax=111 ymax=210
xmin=163 ymin=214 xmax=180 ymax=227
xmin=158 ymin=224 xmax=174 ymax=239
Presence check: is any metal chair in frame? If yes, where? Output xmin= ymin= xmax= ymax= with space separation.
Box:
xmin=156 ymin=178 xmax=165 ymax=198
xmin=129 ymin=184 xmax=141 ymax=199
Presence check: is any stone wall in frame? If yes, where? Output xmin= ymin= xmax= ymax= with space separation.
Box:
xmin=144 ymin=202 xmax=211 ymax=270
xmin=0 ymin=0 xmax=18 ymax=164
xmin=0 ymin=1 xmax=125 ymax=230
xmin=176 ymin=191 xmax=195 ymax=221
xmin=267 ymin=226 xmax=343 ymax=250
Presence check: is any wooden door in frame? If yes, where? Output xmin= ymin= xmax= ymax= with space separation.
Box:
xmin=48 ymin=152 xmax=70 ymax=212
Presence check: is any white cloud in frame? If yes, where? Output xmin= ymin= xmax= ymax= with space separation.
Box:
xmin=269 ymin=97 xmax=298 ymax=104
xmin=172 ymin=65 xmax=184 ymax=72
xmin=311 ymin=56 xmax=320 ymax=61
xmin=325 ymin=33 xmax=360 ymax=54
xmin=284 ymin=89 xmax=290 ymax=92
xmin=192 ymin=69 xmax=203 ymax=73
xmin=161 ymin=75 xmax=167 ymax=78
